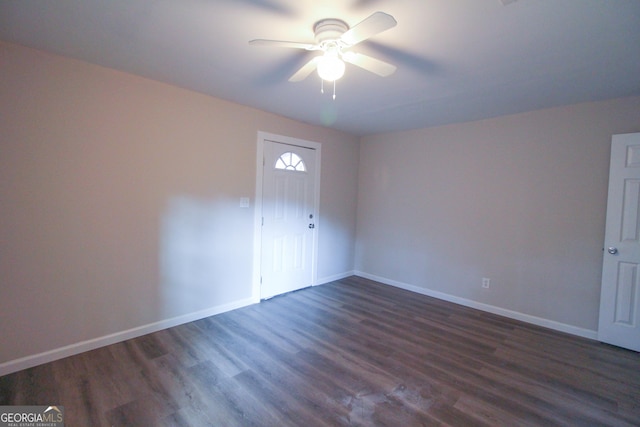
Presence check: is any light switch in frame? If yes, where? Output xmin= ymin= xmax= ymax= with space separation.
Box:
xmin=239 ymin=197 xmax=250 ymax=208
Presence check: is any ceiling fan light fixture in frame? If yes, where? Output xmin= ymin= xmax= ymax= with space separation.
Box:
xmin=317 ymin=52 xmax=345 ymax=82
xmin=249 ymin=11 xmax=398 ymax=87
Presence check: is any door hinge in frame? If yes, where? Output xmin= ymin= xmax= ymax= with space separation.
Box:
xmin=261 ymin=217 xmax=264 ymax=226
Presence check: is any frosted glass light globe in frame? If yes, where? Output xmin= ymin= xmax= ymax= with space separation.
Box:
xmin=317 ymin=54 xmax=345 ymax=81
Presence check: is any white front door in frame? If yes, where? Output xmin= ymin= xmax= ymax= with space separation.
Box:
xmin=260 ymin=138 xmax=318 ymax=299
xmin=598 ymin=132 xmax=640 ymax=352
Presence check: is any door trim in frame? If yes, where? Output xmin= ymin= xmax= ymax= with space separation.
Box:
xmin=253 ymin=132 xmax=321 ymax=301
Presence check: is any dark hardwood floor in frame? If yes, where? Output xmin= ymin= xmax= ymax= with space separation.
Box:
xmin=1 ymin=276 xmax=639 ymax=426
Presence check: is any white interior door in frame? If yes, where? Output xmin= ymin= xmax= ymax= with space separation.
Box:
xmin=598 ymin=132 xmax=640 ymax=352
xmin=260 ymin=139 xmax=318 ymax=299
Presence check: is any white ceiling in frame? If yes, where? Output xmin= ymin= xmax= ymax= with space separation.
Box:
xmin=1 ymin=0 xmax=639 ymax=136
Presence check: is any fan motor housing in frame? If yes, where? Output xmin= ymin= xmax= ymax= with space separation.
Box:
xmin=313 ymin=19 xmax=349 ymax=45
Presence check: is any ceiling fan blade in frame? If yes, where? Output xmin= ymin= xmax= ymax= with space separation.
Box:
xmin=340 ymin=11 xmax=397 ymax=46
xmin=342 ymin=52 xmax=396 ymax=77
xmin=249 ymin=39 xmax=318 ymax=50
xmin=288 ymin=57 xmax=320 ymax=82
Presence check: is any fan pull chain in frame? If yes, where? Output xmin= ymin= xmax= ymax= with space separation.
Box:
xmin=319 ymin=79 xmax=337 ymax=100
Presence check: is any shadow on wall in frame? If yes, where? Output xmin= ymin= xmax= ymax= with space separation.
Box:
xmin=159 ymin=196 xmax=254 ymax=318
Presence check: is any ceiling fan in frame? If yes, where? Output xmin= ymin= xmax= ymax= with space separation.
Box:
xmin=249 ymin=11 xmax=397 ymax=95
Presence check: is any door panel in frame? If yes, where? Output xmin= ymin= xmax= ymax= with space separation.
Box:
xmin=621 ymin=179 xmax=640 ymax=241
xmin=261 ymin=140 xmax=317 ymax=299
xmin=598 ymin=132 xmax=640 ymax=351
xmin=613 ymin=262 xmax=636 ymax=325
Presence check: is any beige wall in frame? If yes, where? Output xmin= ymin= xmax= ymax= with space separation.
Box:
xmin=3 ymin=38 xmax=639 ymax=371
xmin=0 ymin=41 xmax=359 ymax=367
xmin=356 ymin=96 xmax=640 ymax=333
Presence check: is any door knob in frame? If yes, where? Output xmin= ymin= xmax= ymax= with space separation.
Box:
xmin=308 ymin=223 xmax=315 ymax=229
xmin=607 ymin=247 xmax=618 ymax=255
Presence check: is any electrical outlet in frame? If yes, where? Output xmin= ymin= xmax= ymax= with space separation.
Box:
xmin=482 ymin=278 xmax=491 ymax=289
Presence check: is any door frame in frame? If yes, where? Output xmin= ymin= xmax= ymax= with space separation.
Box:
xmin=252 ymin=131 xmax=321 ymax=301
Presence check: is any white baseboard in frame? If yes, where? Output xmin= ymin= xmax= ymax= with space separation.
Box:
xmin=0 ymin=297 xmax=256 ymax=377
xmin=2 ymin=272 xmax=598 ymax=376
xmin=316 ymin=270 xmax=355 ymax=286
xmin=354 ymin=271 xmax=598 ymax=340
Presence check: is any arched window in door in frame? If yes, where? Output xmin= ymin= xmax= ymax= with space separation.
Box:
xmin=275 ymin=152 xmax=306 ymax=172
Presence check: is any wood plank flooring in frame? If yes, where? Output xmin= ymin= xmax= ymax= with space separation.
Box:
xmin=1 ymin=276 xmax=639 ymax=426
